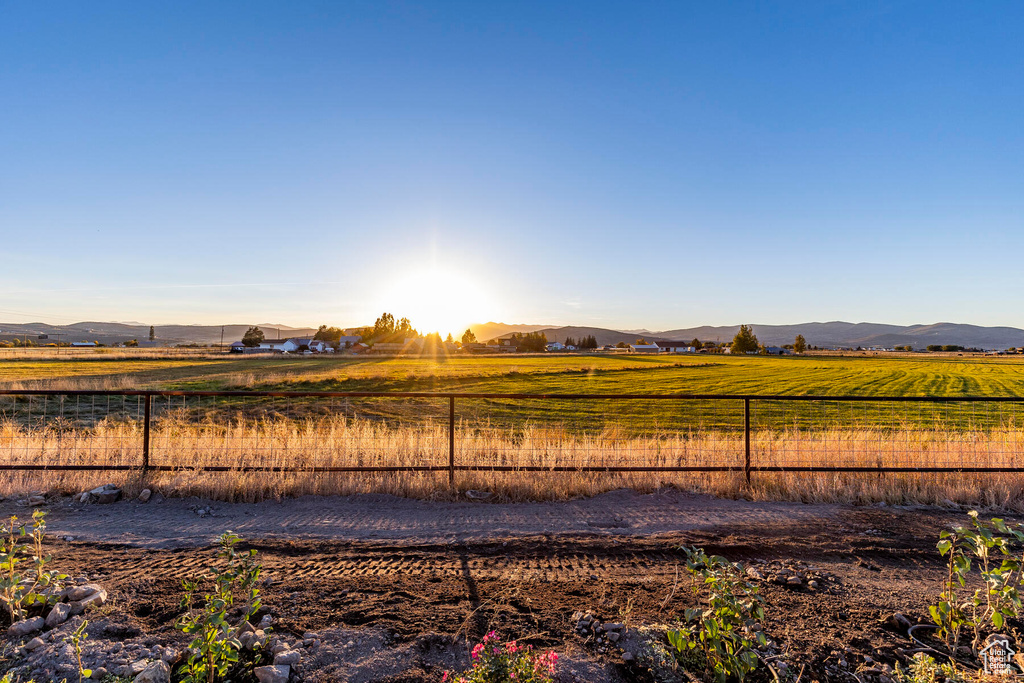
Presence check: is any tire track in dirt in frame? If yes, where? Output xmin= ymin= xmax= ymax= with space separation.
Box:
xmin=82 ymin=545 xmax=689 ymax=584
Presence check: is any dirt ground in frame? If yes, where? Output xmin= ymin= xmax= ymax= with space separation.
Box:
xmin=0 ymin=490 xmax=983 ymax=682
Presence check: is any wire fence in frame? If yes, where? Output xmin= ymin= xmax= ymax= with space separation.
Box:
xmin=1 ymin=390 xmax=1024 ymax=489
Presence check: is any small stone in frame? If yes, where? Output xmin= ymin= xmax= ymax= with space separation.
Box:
xmin=745 ymin=567 xmax=764 ymax=581
xmin=8 ymin=617 xmax=45 ymax=636
xmin=302 ymin=631 xmax=318 ymax=640
xmin=465 ymin=490 xmax=493 ymax=501
xmin=91 ymin=668 xmax=108 ymax=680
xmin=887 ymin=612 xmax=912 ymax=631
xmin=133 ymin=660 xmax=170 ymax=683
xmin=254 ymin=665 xmax=290 ymax=683
xmin=271 ymin=642 xmax=289 ymax=655
xmin=27 ymin=495 xmax=46 ymax=507
xmin=808 ymin=580 xmax=819 ymax=589
xmin=622 ymin=652 xmax=634 ymax=662
xmin=786 ymin=576 xmax=802 ymax=585
xmin=138 ymin=489 xmax=152 ymax=503
xmin=274 ymin=650 xmax=300 ymax=665
xmin=259 ymin=614 xmax=273 ymax=629
xmin=608 ymin=632 xmax=621 ymax=643
xmin=95 ymin=488 xmax=121 ymax=504
xmin=604 ymin=623 xmax=624 ymax=631
xmin=46 ymin=602 xmax=71 ymax=628
xmin=67 ymin=584 xmax=102 ymax=601
xmin=24 ymin=637 xmax=45 ymax=651
xmin=70 ymin=589 xmax=108 ymax=614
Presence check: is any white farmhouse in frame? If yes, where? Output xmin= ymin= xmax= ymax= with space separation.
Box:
xmin=655 ymin=341 xmax=696 ymax=353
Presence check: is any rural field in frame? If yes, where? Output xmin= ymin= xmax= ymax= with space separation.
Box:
xmin=1 ymin=352 xmax=1024 ymax=508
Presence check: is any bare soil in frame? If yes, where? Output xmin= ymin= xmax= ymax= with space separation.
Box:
xmin=0 ymin=490 xmax=981 ymax=682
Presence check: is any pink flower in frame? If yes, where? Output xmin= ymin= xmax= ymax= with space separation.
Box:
xmin=505 ymin=640 xmax=520 ymax=654
xmin=471 ymin=643 xmax=484 ymax=660
xmin=442 ymin=672 xmax=450 ymax=682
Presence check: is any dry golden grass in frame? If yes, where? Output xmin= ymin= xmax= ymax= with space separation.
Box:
xmin=2 ymin=416 xmax=1023 ymax=509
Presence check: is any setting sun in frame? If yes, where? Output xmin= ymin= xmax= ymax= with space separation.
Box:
xmin=373 ymin=267 xmax=499 ymax=337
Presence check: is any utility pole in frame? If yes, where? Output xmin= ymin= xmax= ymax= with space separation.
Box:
xmin=220 ymin=326 xmax=224 ymax=351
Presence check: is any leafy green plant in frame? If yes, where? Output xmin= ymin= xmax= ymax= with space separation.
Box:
xmin=931 ymin=510 xmax=1024 ymax=655
xmin=66 ymin=619 xmax=91 ymax=683
xmin=442 ymin=632 xmax=558 ymax=683
xmin=175 ymin=531 xmax=264 ymax=683
xmin=666 ymin=547 xmax=767 ymax=683
xmin=892 ymin=652 xmax=966 ymax=683
xmin=0 ymin=511 xmax=67 ymax=622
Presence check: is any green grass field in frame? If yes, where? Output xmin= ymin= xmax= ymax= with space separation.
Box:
xmin=2 ymin=351 xmax=1023 ymax=396
xmin=2 ymin=352 xmax=1023 ymax=432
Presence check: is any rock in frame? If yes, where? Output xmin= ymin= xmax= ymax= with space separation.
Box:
xmin=8 ymin=617 xmax=45 ymax=637
xmin=70 ymin=589 xmax=108 ymax=614
xmin=274 ymin=650 xmax=300 ymax=666
xmin=77 ymin=492 xmax=92 ymax=503
xmin=604 ymin=622 xmax=624 ymax=631
xmin=27 ymin=495 xmax=46 ymax=507
xmin=46 ymin=602 xmax=72 ymax=627
xmin=67 ymin=584 xmax=102 ymax=601
xmin=302 ymin=631 xmax=318 ymax=640
xmin=94 ymin=488 xmax=121 ymax=504
xmin=887 ymin=612 xmax=913 ymax=631
xmin=271 ymin=641 xmax=289 ymax=655
xmin=259 ymin=614 xmax=273 ymax=629
xmin=91 ymin=668 xmax=108 ymax=680
xmin=254 ymin=665 xmax=290 ymax=683
xmin=622 ymin=652 xmax=634 ymax=662
xmin=808 ymin=580 xmax=819 ymax=589
xmin=465 ymin=490 xmax=494 ymax=501
xmin=123 ymin=660 xmax=149 ymax=677
xmin=24 ymin=637 xmax=45 ymax=651
xmin=138 ymin=489 xmax=152 ymax=503
xmin=608 ymin=632 xmax=621 ymax=643
xmin=745 ymin=567 xmax=764 ymax=581
xmin=132 ymin=660 xmax=170 ymax=683
xmin=786 ymin=576 xmax=802 ymax=585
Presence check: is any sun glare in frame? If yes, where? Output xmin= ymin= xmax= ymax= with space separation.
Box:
xmin=374 ymin=268 xmax=497 ymax=338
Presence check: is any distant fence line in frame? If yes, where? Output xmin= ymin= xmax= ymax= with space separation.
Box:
xmin=1 ymin=389 xmax=1023 ymax=488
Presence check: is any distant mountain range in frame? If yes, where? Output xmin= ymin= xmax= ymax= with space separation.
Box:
xmin=0 ymin=322 xmax=316 ymax=346
xmin=481 ymin=322 xmax=1024 ymax=350
xmin=3 ymin=320 xmax=1023 ymax=350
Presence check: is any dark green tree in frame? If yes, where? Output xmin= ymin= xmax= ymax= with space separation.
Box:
xmin=314 ymin=325 xmax=344 ymax=343
xmin=148 ymin=326 xmax=155 ymax=341
xmin=690 ymin=338 xmax=703 ymax=350
xmin=793 ymin=334 xmax=807 ymax=354
xmin=730 ymin=325 xmax=759 ymax=355
xmin=241 ymin=326 xmax=264 ymax=347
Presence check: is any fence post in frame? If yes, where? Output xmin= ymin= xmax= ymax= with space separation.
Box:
xmin=744 ymin=397 xmax=751 ymax=486
xmin=448 ymin=396 xmax=456 ymax=491
xmin=142 ymin=393 xmax=152 ymax=475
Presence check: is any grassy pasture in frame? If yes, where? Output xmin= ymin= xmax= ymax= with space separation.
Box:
xmin=3 ymin=351 xmax=1024 ymax=396
xmin=2 ymin=352 xmax=1024 ymax=506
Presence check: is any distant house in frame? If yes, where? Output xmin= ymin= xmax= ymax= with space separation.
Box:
xmin=655 ymin=341 xmax=695 ymax=353
xmin=258 ymin=339 xmax=290 ymax=352
xmin=545 ymin=342 xmax=565 ymax=352
xmin=763 ymin=347 xmax=789 ymax=355
xmin=336 ymin=335 xmax=361 ymax=349
xmin=229 ymin=341 xmax=246 ymax=354
xmin=628 ymin=344 xmax=661 ymax=353
xmin=349 ymin=342 xmax=370 ymax=354
xmin=307 ymin=340 xmax=334 ymax=353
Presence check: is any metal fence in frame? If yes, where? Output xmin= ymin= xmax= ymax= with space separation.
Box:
xmin=1 ymin=390 xmax=1023 ymax=487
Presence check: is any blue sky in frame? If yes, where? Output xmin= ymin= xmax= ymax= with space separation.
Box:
xmin=2 ymin=2 xmax=1022 ymax=334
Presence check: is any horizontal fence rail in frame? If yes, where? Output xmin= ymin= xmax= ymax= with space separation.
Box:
xmin=1 ymin=390 xmax=1024 ymax=488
